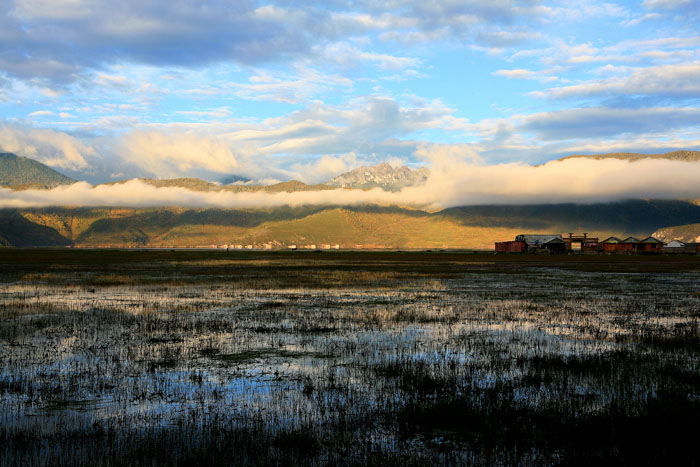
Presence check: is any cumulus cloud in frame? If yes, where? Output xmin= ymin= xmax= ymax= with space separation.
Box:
xmin=206 ymin=95 xmax=459 ymax=175
xmin=6 ymin=91 xmax=700 ymax=184
xmin=1 ymin=1 xmax=324 ymax=83
xmin=241 ymin=96 xmax=458 ymax=156
xmin=540 ymin=63 xmax=700 ymax=100
xmin=519 ymin=106 xmax=700 ymax=140
xmin=118 ymin=130 xmax=239 ymax=179
xmin=4 ymin=158 xmax=700 ymax=209
xmin=0 ymin=0 xmax=545 ymax=85
xmin=372 ymin=0 xmax=547 ymax=45
xmin=0 ymin=123 xmax=92 ymax=170
xmin=0 ymin=94 xmax=459 ymax=182
xmin=454 ymin=104 xmax=700 ymax=164
xmin=290 ymin=153 xmax=360 ymax=184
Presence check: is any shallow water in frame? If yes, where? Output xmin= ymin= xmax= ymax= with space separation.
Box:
xmin=1 ymin=252 xmax=699 ymax=465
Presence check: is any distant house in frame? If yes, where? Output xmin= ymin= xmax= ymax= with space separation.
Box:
xmin=496 ymin=234 xmax=566 ymax=253
xmin=662 ymin=240 xmax=700 ymax=254
xmin=633 ymin=237 xmax=663 ymax=253
xmin=601 ymin=237 xmax=624 ymax=253
xmin=515 ymin=234 xmax=562 ymax=244
xmin=516 ymin=234 xmax=566 ymax=253
xmin=497 ymin=234 xmax=665 ymax=254
xmin=495 ymin=240 xmax=526 ymax=253
xmin=601 ymin=236 xmax=662 ymax=254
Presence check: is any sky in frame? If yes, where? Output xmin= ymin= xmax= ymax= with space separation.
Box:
xmin=0 ymin=0 xmax=699 ymax=190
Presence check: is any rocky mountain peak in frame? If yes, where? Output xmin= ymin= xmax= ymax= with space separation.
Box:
xmin=327 ymin=163 xmax=429 ymax=191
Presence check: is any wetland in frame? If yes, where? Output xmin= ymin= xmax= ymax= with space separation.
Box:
xmin=0 ymin=250 xmax=699 ymax=465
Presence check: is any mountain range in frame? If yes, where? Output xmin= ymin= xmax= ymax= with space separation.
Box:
xmin=327 ymin=162 xmax=429 ymax=191
xmin=0 ymin=152 xmax=75 ymax=189
xmin=560 ymin=150 xmax=700 ymax=163
xmin=2 ymin=151 xmax=700 ymax=248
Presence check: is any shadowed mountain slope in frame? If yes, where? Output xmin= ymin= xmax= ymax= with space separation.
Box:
xmin=4 ymin=200 xmax=700 ymax=248
xmin=0 ymin=210 xmax=71 ymax=246
xmin=440 ymin=200 xmax=700 ymax=233
xmin=0 ymin=152 xmax=75 ymax=189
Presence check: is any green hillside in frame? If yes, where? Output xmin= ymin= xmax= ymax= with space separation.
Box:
xmin=0 ymin=152 xmax=76 ymax=189
xmin=3 ymin=199 xmax=700 ymax=249
xmin=71 ymin=206 xmax=521 ymax=249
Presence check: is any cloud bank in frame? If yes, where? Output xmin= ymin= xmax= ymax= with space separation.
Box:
xmin=0 ymin=124 xmax=93 ymax=170
xmin=2 ymin=158 xmax=700 ymax=209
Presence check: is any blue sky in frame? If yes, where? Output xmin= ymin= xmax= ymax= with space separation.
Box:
xmin=0 ymin=0 xmax=699 ymax=184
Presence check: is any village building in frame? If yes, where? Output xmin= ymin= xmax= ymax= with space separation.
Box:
xmin=494 ymin=240 xmax=527 ymax=253
xmin=497 ymin=233 xmax=667 ymax=254
xmin=662 ymin=240 xmax=700 ymax=254
xmin=600 ymin=236 xmax=662 ymax=254
xmin=496 ymin=234 xmax=566 ymax=253
xmin=600 ymin=237 xmax=623 ymax=253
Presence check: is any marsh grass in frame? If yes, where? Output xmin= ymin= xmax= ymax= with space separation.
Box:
xmin=0 ymin=250 xmax=698 ymax=465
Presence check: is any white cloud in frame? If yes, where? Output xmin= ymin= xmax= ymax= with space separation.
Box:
xmin=28 ymin=110 xmax=54 ymax=117
xmin=4 ymin=158 xmax=700 ymax=209
xmin=519 ymin=106 xmax=700 ymax=139
xmin=540 ymin=63 xmax=700 ymax=100
xmin=290 ymin=153 xmax=360 ymax=184
xmin=94 ymin=73 xmax=130 ymax=89
xmin=0 ymin=123 xmax=92 ymax=170
xmin=493 ymin=68 xmax=558 ymax=82
xmin=0 ymin=0 xmax=550 ymax=85
xmin=228 ymin=68 xmax=353 ymax=104
xmin=621 ymin=13 xmax=662 ymax=27
xmin=442 ymin=105 xmax=700 ymax=164
xmin=320 ymin=42 xmax=422 ymax=72
xmin=118 ymin=130 xmax=239 ymax=178
xmin=221 ymin=95 xmax=458 ymax=160
xmin=174 ymin=108 xmax=231 ymax=119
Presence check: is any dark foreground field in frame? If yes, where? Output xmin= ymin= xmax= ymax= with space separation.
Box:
xmin=1 ymin=250 xmax=699 ymax=466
